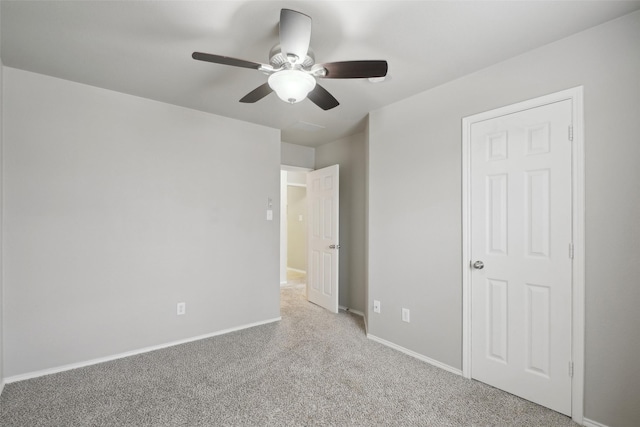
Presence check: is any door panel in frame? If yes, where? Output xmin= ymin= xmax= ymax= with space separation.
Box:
xmin=470 ymin=100 xmax=572 ymax=415
xmin=306 ymin=165 xmax=339 ymax=313
xmin=487 ymin=278 xmax=508 ymax=363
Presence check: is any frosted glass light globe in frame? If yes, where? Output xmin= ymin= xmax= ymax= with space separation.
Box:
xmin=268 ymin=70 xmax=316 ymax=104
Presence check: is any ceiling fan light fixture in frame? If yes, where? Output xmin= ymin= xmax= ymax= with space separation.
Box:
xmin=268 ymin=70 xmax=316 ymax=104
xmin=192 ymin=9 xmax=387 ymax=111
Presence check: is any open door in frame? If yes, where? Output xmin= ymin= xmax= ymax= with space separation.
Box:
xmin=306 ymin=165 xmax=339 ymax=313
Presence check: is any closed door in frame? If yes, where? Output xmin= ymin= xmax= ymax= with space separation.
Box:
xmin=306 ymin=164 xmax=339 ymax=313
xmin=470 ymin=100 xmax=572 ymax=415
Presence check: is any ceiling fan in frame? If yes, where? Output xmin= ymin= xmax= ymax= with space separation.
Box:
xmin=192 ymin=9 xmax=388 ymax=111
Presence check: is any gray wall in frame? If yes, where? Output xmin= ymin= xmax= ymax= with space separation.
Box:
xmin=0 ymin=5 xmax=4 ymax=388
xmin=3 ymin=67 xmax=281 ymax=377
xmin=281 ymin=142 xmax=314 ymax=169
xmin=316 ymin=133 xmax=366 ymax=313
xmin=286 ymin=186 xmax=307 ymax=271
xmin=368 ymin=11 xmax=640 ymax=427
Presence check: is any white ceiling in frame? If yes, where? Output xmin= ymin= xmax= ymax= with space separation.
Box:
xmin=2 ymin=1 xmax=639 ymax=147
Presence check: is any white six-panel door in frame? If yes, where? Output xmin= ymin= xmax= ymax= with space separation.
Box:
xmin=469 ymin=100 xmax=573 ymax=415
xmin=306 ymin=165 xmax=339 ymax=313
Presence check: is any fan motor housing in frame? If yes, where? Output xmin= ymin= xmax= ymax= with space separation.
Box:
xmin=269 ymin=45 xmax=315 ymax=69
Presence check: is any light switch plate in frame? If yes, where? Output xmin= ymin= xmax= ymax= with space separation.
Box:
xmin=266 ymin=210 xmax=273 ymax=220
xmin=177 ymin=302 xmax=186 ymax=316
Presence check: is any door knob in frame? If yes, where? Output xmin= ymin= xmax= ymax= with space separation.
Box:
xmin=329 ymin=244 xmax=341 ymax=249
xmin=472 ymin=260 xmax=484 ymax=269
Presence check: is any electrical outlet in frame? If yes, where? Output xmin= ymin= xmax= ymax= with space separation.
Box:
xmin=373 ymin=300 xmax=381 ymax=314
xmin=177 ymin=302 xmax=186 ymax=315
xmin=402 ymin=308 xmax=410 ymax=323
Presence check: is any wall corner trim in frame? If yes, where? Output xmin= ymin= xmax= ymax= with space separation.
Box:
xmin=0 ymin=380 xmax=5 ymax=397
xmin=5 ymin=317 xmax=282 ymax=384
xmin=367 ymin=333 xmax=462 ymax=376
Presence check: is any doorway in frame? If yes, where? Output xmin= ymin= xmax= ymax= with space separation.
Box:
xmin=286 ymin=174 xmax=308 ymax=286
xmin=280 ymin=167 xmax=310 ymax=288
xmin=462 ymin=87 xmax=585 ymax=422
xmin=279 ymin=164 xmax=341 ymax=314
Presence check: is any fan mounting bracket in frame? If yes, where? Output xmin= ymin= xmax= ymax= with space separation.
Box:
xmin=258 ymin=64 xmax=280 ymax=75
xmin=309 ymin=64 xmax=327 ymax=77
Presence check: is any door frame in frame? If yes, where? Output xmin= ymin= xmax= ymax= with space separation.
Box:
xmin=461 ymin=87 xmax=585 ymax=423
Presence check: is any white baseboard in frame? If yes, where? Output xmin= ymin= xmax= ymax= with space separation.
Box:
xmin=583 ymin=418 xmax=609 ymax=427
xmin=286 ymin=268 xmax=306 ymax=274
xmin=367 ymin=333 xmax=463 ymax=376
xmin=5 ymin=317 xmax=282 ymax=384
xmin=338 ymin=305 xmax=364 ymax=317
xmin=280 ymin=280 xmax=288 ymax=286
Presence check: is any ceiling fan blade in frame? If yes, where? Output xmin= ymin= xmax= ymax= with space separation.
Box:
xmin=307 ymin=84 xmax=339 ymax=111
xmin=279 ymin=9 xmax=311 ymax=64
xmin=192 ymin=52 xmax=262 ymax=70
xmin=239 ymin=83 xmax=273 ymax=103
xmin=318 ymin=60 xmax=388 ymax=79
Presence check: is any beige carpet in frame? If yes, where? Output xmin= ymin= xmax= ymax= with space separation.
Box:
xmin=0 ymin=286 xmax=577 ymax=426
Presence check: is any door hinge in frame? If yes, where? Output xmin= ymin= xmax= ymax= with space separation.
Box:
xmin=568 ymin=125 xmax=574 ymax=141
xmin=569 ymin=243 xmax=574 ymax=259
xmin=569 ymin=361 xmax=574 ymax=378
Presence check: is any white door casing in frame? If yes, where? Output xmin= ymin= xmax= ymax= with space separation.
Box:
xmin=462 ymin=87 xmax=585 ymax=423
xmin=306 ymin=164 xmax=339 ymax=313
